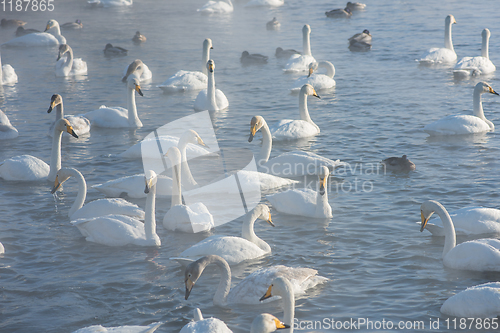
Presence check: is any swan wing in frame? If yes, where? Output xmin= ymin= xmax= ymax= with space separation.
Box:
xmin=264 ymin=151 xmax=344 ymax=177
xmin=424 ymin=115 xmax=492 ymax=136
xmin=418 ymin=47 xmax=457 ymax=64
xmin=163 ymin=203 xmax=214 ymax=233
xmin=284 ymin=54 xmax=316 ymax=72
xmin=70 ymin=198 xmax=145 ymax=220
xmin=198 ymin=0 xmax=234 ymax=14
xmin=70 ymin=58 xmax=88 ymax=76
xmin=2 ymin=32 xmax=59 ymax=47
xmin=444 ymin=239 xmax=500 ymax=271
xmin=73 ymin=321 xmax=163 ymax=333
xmin=454 ymin=56 xmax=496 ymax=74
xmin=83 ymin=106 xmax=129 ymax=128
xmin=270 ymin=119 xmax=319 ymax=140
xmin=0 ymin=110 xmax=18 ymax=140
xmin=440 ymin=282 xmax=500 ymax=318
xmin=0 ymin=155 xmax=49 ymax=181
xmin=215 ymin=89 xmax=229 ymax=110
xmin=245 ymin=0 xmax=284 ymax=7
xmin=158 ymin=70 xmax=207 ymax=92
xmin=267 ymin=188 xmax=317 ymax=217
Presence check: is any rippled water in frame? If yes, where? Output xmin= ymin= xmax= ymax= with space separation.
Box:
xmin=1 ymin=0 xmax=500 ymax=332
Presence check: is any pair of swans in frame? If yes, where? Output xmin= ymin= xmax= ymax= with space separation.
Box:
xmin=122 ymin=59 xmax=152 ymax=83
xmin=48 ymin=94 xmax=90 ymax=137
xmin=55 ymin=44 xmax=87 ymax=77
xmin=249 ymin=115 xmax=344 ymax=177
xmin=0 ymin=110 xmax=18 ymax=140
xmin=454 ymin=28 xmax=496 ymax=77
xmin=284 ymin=25 xmax=316 ymax=72
xmin=420 ymin=200 xmax=500 ymax=271
xmin=290 ymin=62 xmax=336 ymax=92
xmin=193 ymin=59 xmax=229 ymax=111
xmin=3 ymin=19 xmax=66 ymax=47
xmin=0 ymin=118 xmax=78 ymax=181
xmin=184 ymin=254 xmax=328 ymax=305
xmin=424 ymin=82 xmax=498 ymax=135
xmin=158 ymin=38 xmax=213 ymax=92
xmin=197 ymin=0 xmax=233 ymax=14
xmin=0 ymin=54 xmax=18 ymax=85
xmin=418 ymin=15 xmax=457 ymax=64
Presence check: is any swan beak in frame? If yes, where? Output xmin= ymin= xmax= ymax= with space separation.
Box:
xmin=489 ymin=87 xmax=499 ymax=95
xmin=44 ymin=24 xmax=50 ymax=32
xmin=319 ymin=176 xmax=327 ymax=196
xmin=197 ymin=137 xmax=209 ymax=148
xmin=185 ymin=277 xmax=195 ymax=300
xmin=47 ymin=101 xmax=55 ymax=113
xmin=275 ymin=319 xmax=290 ymax=330
xmin=259 ymin=284 xmax=273 ymax=302
xmin=67 ymin=125 xmax=79 ymax=139
xmin=144 ymin=179 xmax=152 ymax=194
xmin=208 ymin=63 xmax=214 ymax=73
xmin=248 ymin=126 xmax=257 ymax=142
xmin=266 ymin=212 xmax=275 ymax=227
xmin=308 ymin=67 xmax=314 ymax=78
xmin=313 ymin=90 xmax=321 ymax=99
xmin=420 ymin=211 xmax=430 ymax=232
xmin=51 ymin=176 xmax=62 ymax=194
xmin=56 ymin=53 xmax=61 ymax=61
xmin=135 ymin=84 xmax=144 ymax=96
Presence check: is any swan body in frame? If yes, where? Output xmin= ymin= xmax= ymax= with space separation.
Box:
xmin=241 ymin=51 xmax=268 ymax=65
xmin=419 ymin=206 xmax=500 ymax=236
xmin=180 ymin=308 xmax=232 ymax=333
xmin=424 ymin=82 xmax=498 ymax=136
xmin=172 ymin=204 xmax=274 ymax=265
xmin=245 ymin=0 xmax=284 ymax=7
xmin=420 ymin=200 xmax=500 ymax=271
xmin=132 ymin=31 xmax=146 ymax=43
xmin=198 ymin=0 xmax=233 ymax=14
xmin=103 ymin=43 xmax=127 ymax=56
xmin=0 ymin=54 xmax=18 ymax=85
xmin=51 ymin=168 xmax=145 ymax=221
xmin=267 ymin=18 xmax=280 ymax=30
xmin=2 ymin=19 xmax=65 ymax=47
xmin=194 ymin=59 xmax=228 ymax=111
xmin=158 ymin=38 xmax=212 ymax=92
xmin=73 ymin=321 xmax=163 ymax=333
xmin=381 ymin=155 xmax=415 ymax=172
xmin=454 ymin=28 xmax=496 ymax=77
xmin=47 ymin=94 xmax=90 ymax=137
xmin=290 ymin=62 xmax=335 ymax=92
xmin=418 ymin=15 xmax=457 ymax=64
xmin=266 ymin=166 xmax=333 ymax=218
xmin=55 ymin=44 xmax=87 ymax=77
xmin=0 ymin=110 xmax=18 ymax=140
xmin=251 ymin=314 xmax=289 ymax=333
xmin=325 ymin=7 xmax=352 ymax=18
xmin=185 ymin=255 xmax=328 ymax=306
xmin=284 ymin=25 xmax=315 ymax=72
xmin=61 ymin=20 xmax=82 ymax=30
xmin=0 ymin=118 xmax=77 ymax=181
xmin=440 ymin=282 xmax=500 ymax=318
xmin=71 ymin=170 xmax=161 ymax=247
xmin=84 ymin=75 xmax=143 ymax=128
xmin=348 ymin=29 xmax=372 ymax=52
xmin=122 ymin=59 xmax=152 ymax=83
xmin=88 ymin=0 xmax=133 ymax=7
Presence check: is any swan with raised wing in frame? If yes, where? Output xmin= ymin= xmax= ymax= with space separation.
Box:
xmin=47 ymin=94 xmax=90 ymax=137
xmin=284 ymin=25 xmax=316 ymax=72
xmin=418 ymin=15 xmax=456 ymax=64
xmin=454 ymin=28 xmax=496 ymax=77
xmin=194 ymin=59 xmax=228 ymax=111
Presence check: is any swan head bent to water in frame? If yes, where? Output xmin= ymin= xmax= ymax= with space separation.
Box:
xmin=51 ymin=167 xmax=74 ymax=193
xmin=249 ymin=115 xmax=266 ymax=142
xmin=251 ymin=314 xmax=290 ymax=333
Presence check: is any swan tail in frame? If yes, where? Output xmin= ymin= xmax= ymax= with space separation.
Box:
xmin=169 ymin=257 xmax=196 ymax=266
xmin=193 ymin=308 xmax=204 ymax=321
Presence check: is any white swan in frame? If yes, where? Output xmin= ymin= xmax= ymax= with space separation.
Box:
xmin=290 ymin=62 xmax=335 ymax=92
xmin=420 ymin=206 xmax=500 ymax=236
xmin=122 ymin=59 xmax=152 ymax=83
xmin=245 ymin=0 xmax=284 ymax=7
xmin=418 ymin=15 xmax=457 ymax=64
xmin=2 ymin=19 xmax=66 ymax=47
xmin=270 ymin=84 xmax=320 ymax=140
xmin=71 ymin=170 xmax=161 ymax=247
xmin=284 ymin=25 xmax=316 ymax=72
xmin=163 ymin=146 xmax=214 ymax=233
xmin=197 ymin=0 xmax=233 ymax=14
xmin=87 ymin=0 xmax=133 ymax=7
xmin=158 ymin=38 xmax=212 ymax=92
xmin=454 ymin=28 xmax=496 ymax=77
xmin=83 ymin=74 xmax=144 ymax=128
xmin=420 ymin=200 xmax=500 ymax=271
xmin=171 ymin=204 xmax=274 ymax=265
xmin=55 ymin=44 xmax=87 ymax=77
xmin=260 ymin=277 xmax=295 ymax=333
xmin=266 ymin=166 xmax=332 ymax=218
xmin=0 ymin=118 xmax=78 ymax=181
xmin=251 ymin=313 xmax=290 ymax=333
xmin=180 ymin=308 xmax=232 ymax=333
xmin=47 ymin=94 xmax=90 ymax=137
xmin=424 ymin=82 xmax=498 ymax=136
xmin=184 ymin=255 xmax=328 ymax=306
xmin=194 ymin=59 xmax=228 ymax=111
xmin=440 ymin=282 xmax=500 ymax=318
xmin=249 ymin=116 xmax=344 ymax=177
xmin=0 ymin=54 xmax=17 ymax=85
xmin=51 ymin=168 xmax=145 ymax=221
xmin=73 ymin=322 xmax=163 ymax=333
xmin=0 ymin=110 xmax=18 ymax=140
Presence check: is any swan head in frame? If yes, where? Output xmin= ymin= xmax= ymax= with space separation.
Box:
xmin=184 ymin=255 xmax=221 ymax=300
xmin=47 ymin=94 xmax=63 ymax=113
xmin=476 ymin=82 xmax=499 ymax=96
xmin=251 ymin=314 xmax=290 ymax=333
xmin=445 ymin=15 xmax=457 ymax=26
xmin=420 ymin=200 xmax=444 ymax=232
xmin=206 ymin=59 xmax=215 ymax=73
xmin=248 ymin=116 xmax=266 ymax=142
xmin=165 ymin=146 xmax=182 ymax=168
xmin=318 ymin=166 xmax=330 ymax=196
xmin=183 ymin=129 xmax=208 ymax=148
xmin=144 ymin=170 xmax=157 ymax=194
xmin=51 ymin=167 xmax=78 ymax=193
xmin=255 ymin=204 xmax=274 ymax=227
xmin=204 ymin=38 xmax=213 ymax=50
xmin=482 ymin=28 xmax=491 ymax=40
xmin=302 ymin=24 xmax=311 ymax=35
xmin=54 ymin=118 xmax=78 ymax=138
xmin=301 ymin=84 xmax=321 ymax=99
xmin=123 ymin=59 xmax=144 ymax=82
xmin=127 ymin=75 xmax=144 ymax=96
xmin=56 ymin=44 xmax=71 ymax=61
xmin=259 ymin=276 xmax=293 ymax=302
xmin=307 ymin=62 xmax=318 ymax=77
xmin=45 ymin=19 xmax=60 ymax=32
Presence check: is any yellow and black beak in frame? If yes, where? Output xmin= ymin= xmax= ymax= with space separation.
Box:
xmin=420 ymin=211 xmax=430 ymax=232
xmin=185 ymin=277 xmax=195 ymax=300
xmin=259 ymin=284 xmax=273 ymax=302
xmin=319 ymin=176 xmax=327 ymax=196
xmin=198 ymin=137 xmax=208 ymax=148
xmin=266 ymin=212 xmax=275 ymax=227
xmin=208 ymin=63 xmax=214 ymax=73
xmin=51 ymin=176 xmax=62 ymax=194
xmin=144 ymin=178 xmax=153 ymax=194
xmin=249 ymin=125 xmax=257 ymax=142
xmin=135 ymin=84 xmax=144 ymax=96
xmin=313 ymin=90 xmax=321 ymax=99
xmin=66 ymin=125 xmax=79 ymax=139
xmin=47 ymin=101 xmax=56 ymax=113
xmin=275 ymin=319 xmax=290 ymax=330
xmin=307 ymin=67 xmax=314 ymax=78
xmin=44 ymin=24 xmax=51 ymax=32
xmin=489 ymin=87 xmax=499 ymax=96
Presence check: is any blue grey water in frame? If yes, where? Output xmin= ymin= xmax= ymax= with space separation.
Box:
xmin=1 ymin=0 xmax=499 ymax=332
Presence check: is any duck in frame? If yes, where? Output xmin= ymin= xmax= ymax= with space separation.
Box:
xmin=249 ymin=115 xmax=344 ymax=177
xmin=348 ymin=29 xmax=372 ymax=51
xmin=266 ymin=166 xmax=333 ymax=218
xmin=381 ymin=155 xmax=415 ymax=172
xmin=132 ymin=31 xmax=146 ymax=43
xmin=325 ymin=7 xmax=352 ymax=18
xmin=345 ymin=1 xmax=366 ymax=10
xmin=1 ymin=19 xmax=26 ymax=28
xmin=74 ymin=322 xmax=163 ymax=333
xmin=260 ymin=277 xmax=295 ymax=333
xmin=61 ymin=20 xmax=83 ymax=30
xmin=454 ymin=28 xmax=496 ymax=77
xmin=71 ymin=170 xmax=161 ymax=247
xmin=83 ymin=74 xmax=144 ymax=128
xmin=290 ymin=61 xmax=336 ymax=92
xmin=47 ymin=94 xmax=90 ymax=137
xmin=87 ymin=0 xmax=133 ymax=7
xmin=275 ymin=47 xmax=300 ymax=59
xmin=284 ymin=25 xmax=316 ymax=72
xmin=55 ymin=44 xmax=88 ymax=77
xmin=0 ymin=53 xmax=17 ymax=85
xmin=245 ymin=0 xmax=284 ymax=7
xmin=194 ymin=59 xmax=229 ymax=111
xmin=420 ymin=200 xmax=500 ymax=271
xmin=103 ymin=43 xmax=127 ymax=56
xmin=180 ymin=308 xmax=232 ymax=333
xmin=251 ymin=314 xmax=290 ymax=333
xmin=0 ymin=118 xmax=78 ymax=181
xmin=2 ymin=19 xmax=66 ymax=47
xmin=241 ymin=51 xmax=268 ymax=65
xmin=171 ymin=204 xmax=274 ymax=266
xmin=418 ymin=15 xmax=457 ymax=64
xmin=440 ymin=282 xmax=500 ymax=318
xmin=184 ymin=255 xmax=328 ymax=306
xmin=15 ymin=26 xmax=40 ymax=37
xmin=122 ymin=59 xmax=152 ymax=83
xmin=51 ymin=168 xmax=145 ymax=221
xmin=424 ymin=82 xmax=498 ymax=136
xmin=158 ymin=38 xmax=213 ymax=92
xmin=0 ymin=110 xmax=18 ymax=140
xmin=266 ymin=17 xmax=280 ymax=30
xmin=197 ymin=0 xmax=233 ymax=14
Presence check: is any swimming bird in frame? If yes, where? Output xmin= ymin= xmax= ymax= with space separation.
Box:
xmin=0 ymin=53 xmax=17 ymax=85
xmin=0 ymin=110 xmax=18 ymax=140
xmin=260 ymin=277 xmax=295 ymax=333
xmin=454 ymin=28 xmax=496 ymax=77
xmin=122 ymin=59 xmax=152 ymax=83
xmin=87 ymin=0 xmax=133 ymax=7
xmin=424 ymin=82 xmax=498 ymax=136
xmin=440 ymin=282 xmax=500 ymax=318
xmin=1 ymin=19 xmax=26 ymax=28
xmin=194 ymin=59 xmax=228 ymax=111
xmin=197 ymin=0 xmax=233 ymax=14
xmin=55 ymin=44 xmax=88 ymax=77
xmin=2 ymin=19 xmax=66 ymax=47
xmin=241 ymin=51 xmax=268 ymax=65
xmin=418 ymin=15 xmax=457 ymax=64
xmin=325 ymin=7 xmax=352 ymax=18
xmin=47 ymin=94 xmax=90 ymax=137
xmin=284 ymin=25 xmax=316 ymax=72
xmin=251 ymin=314 xmax=290 ymax=333
xmin=275 ymin=47 xmax=300 ymax=59
xmin=381 ymin=155 xmax=415 ymax=172
xmin=15 ymin=26 xmax=40 ymax=37
xmin=103 ymin=43 xmax=127 ymax=56
xmin=158 ymin=38 xmax=213 ymax=92
xmin=348 ymin=29 xmax=372 ymax=51
xmin=61 ymin=20 xmax=83 ymax=30
xmin=132 ymin=31 xmax=146 ymax=43
xmin=290 ymin=61 xmax=336 ymax=92
xmin=345 ymin=1 xmax=366 ymax=10
xmin=245 ymin=0 xmax=284 ymax=7
xmin=266 ymin=17 xmax=280 ymax=30
xmin=420 ymin=200 xmax=500 ymax=271
xmin=180 ymin=308 xmax=232 ymax=333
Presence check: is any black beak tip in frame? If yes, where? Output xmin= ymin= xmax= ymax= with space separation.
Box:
xmin=138 ymin=90 xmax=144 ymax=97
xmin=72 ymin=132 xmax=79 ymax=139
xmin=47 ymin=107 xmax=52 ymax=113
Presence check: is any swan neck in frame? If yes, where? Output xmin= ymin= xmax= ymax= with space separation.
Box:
xmin=127 ymin=84 xmax=141 ymax=127
xmin=55 ymin=103 xmax=63 ymax=121
xmin=241 ymin=209 xmax=271 ymax=252
xmin=258 ymin=121 xmax=272 ymax=165
xmin=473 ymin=88 xmax=486 ymax=120
xmin=211 ymin=256 xmax=231 ymax=306
xmin=482 ymin=33 xmax=489 ymax=59
xmin=299 ymin=93 xmax=318 ymax=130
xmin=303 ymin=30 xmax=312 ymax=56
xmin=144 ymin=182 xmax=157 ymax=240
xmin=202 ymin=47 xmax=210 ymax=76
xmin=69 ymin=170 xmax=87 ymax=217
xmin=207 ymin=69 xmax=217 ymax=111
xmin=315 ymin=181 xmax=330 ymax=217
xmin=433 ymin=203 xmax=456 ymax=257
xmin=178 ymin=140 xmax=197 ymax=190
xmin=171 ymin=163 xmax=182 ymax=207
xmin=48 ymin=128 xmax=63 ymax=182
xmin=282 ymin=285 xmax=295 ymax=333
xmin=444 ymin=20 xmax=454 ymax=51
xmin=320 ymin=61 xmax=335 ymax=78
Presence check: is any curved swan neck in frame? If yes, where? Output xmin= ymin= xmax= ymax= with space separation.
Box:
xmin=69 ymin=169 xmax=87 ymax=217
xmin=241 ymin=208 xmax=271 ymax=252
xmin=127 ymin=83 xmax=142 ymax=127
xmin=299 ymin=92 xmax=318 ymax=130
xmin=481 ymin=32 xmax=489 ymax=59
xmin=444 ymin=19 xmax=454 ymax=51
xmin=473 ymin=87 xmax=487 ymax=120
xmin=209 ymin=256 xmax=231 ymax=306
xmin=65 ymin=48 xmax=74 ymax=72
xmin=144 ymin=182 xmax=157 ymax=240
xmin=319 ymin=61 xmax=335 ymax=78
xmin=202 ymin=42 xmax=211 ymax=75
xmin=207 ymin=68 xmax=217 ymax=111
xmin=48 ymin=127 xmax=63 ymax=182
xmin=258 ymin=120 xmax=272 ymax=165
xmin=431 ymin=202 xmax=456 ymax=257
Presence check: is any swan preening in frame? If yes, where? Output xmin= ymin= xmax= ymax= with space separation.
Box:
xmin=454 ymin=28 xmax=496 ymax=77
xmin=290 ymin=62 xmax=336 ymax=92
xmin=73 ymin=322 xmax=163 ymax=333
xmin=2 ymin=19 xmax=66 ymax=47
xmin=71 ymin=170 xmax=161 ymax=247
xmin=194 ymin=59 xmax=229 ymax=111
xmin=158 ymin=38 xmax=213 ymax=92
xmin=55 ymin=44 xmax=87 ymax=77
xmin=0 ymin=110 xmax=18 ymax=140
xmin=260 ymin=277 xmax=295 ymax=333
xmin=48 ymin=94 xmax=90 ymax=137
xmin=420 ymin=200 xmax=500 ymax=271
xmin=0 ymin=118 xmax=78 ymax=181
xmin=424 ymin=82 xmax=498 ymax=136
xmin=198 ymin=0 xmax=233 ymax=14
xmin=440 ymin=282 xmax=500 ymax=318
xmin=184 ymin=255 xmax=328 ymax=306
xmin=0 ymin=54 xmax=18 ymax=85
xmin=122 ymin=59 xmax=152 ymax=83
xmin=284 ymin=25 xmax=316 ymax=72
xmin=418 ymin=15 xmax=457 ymax=64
